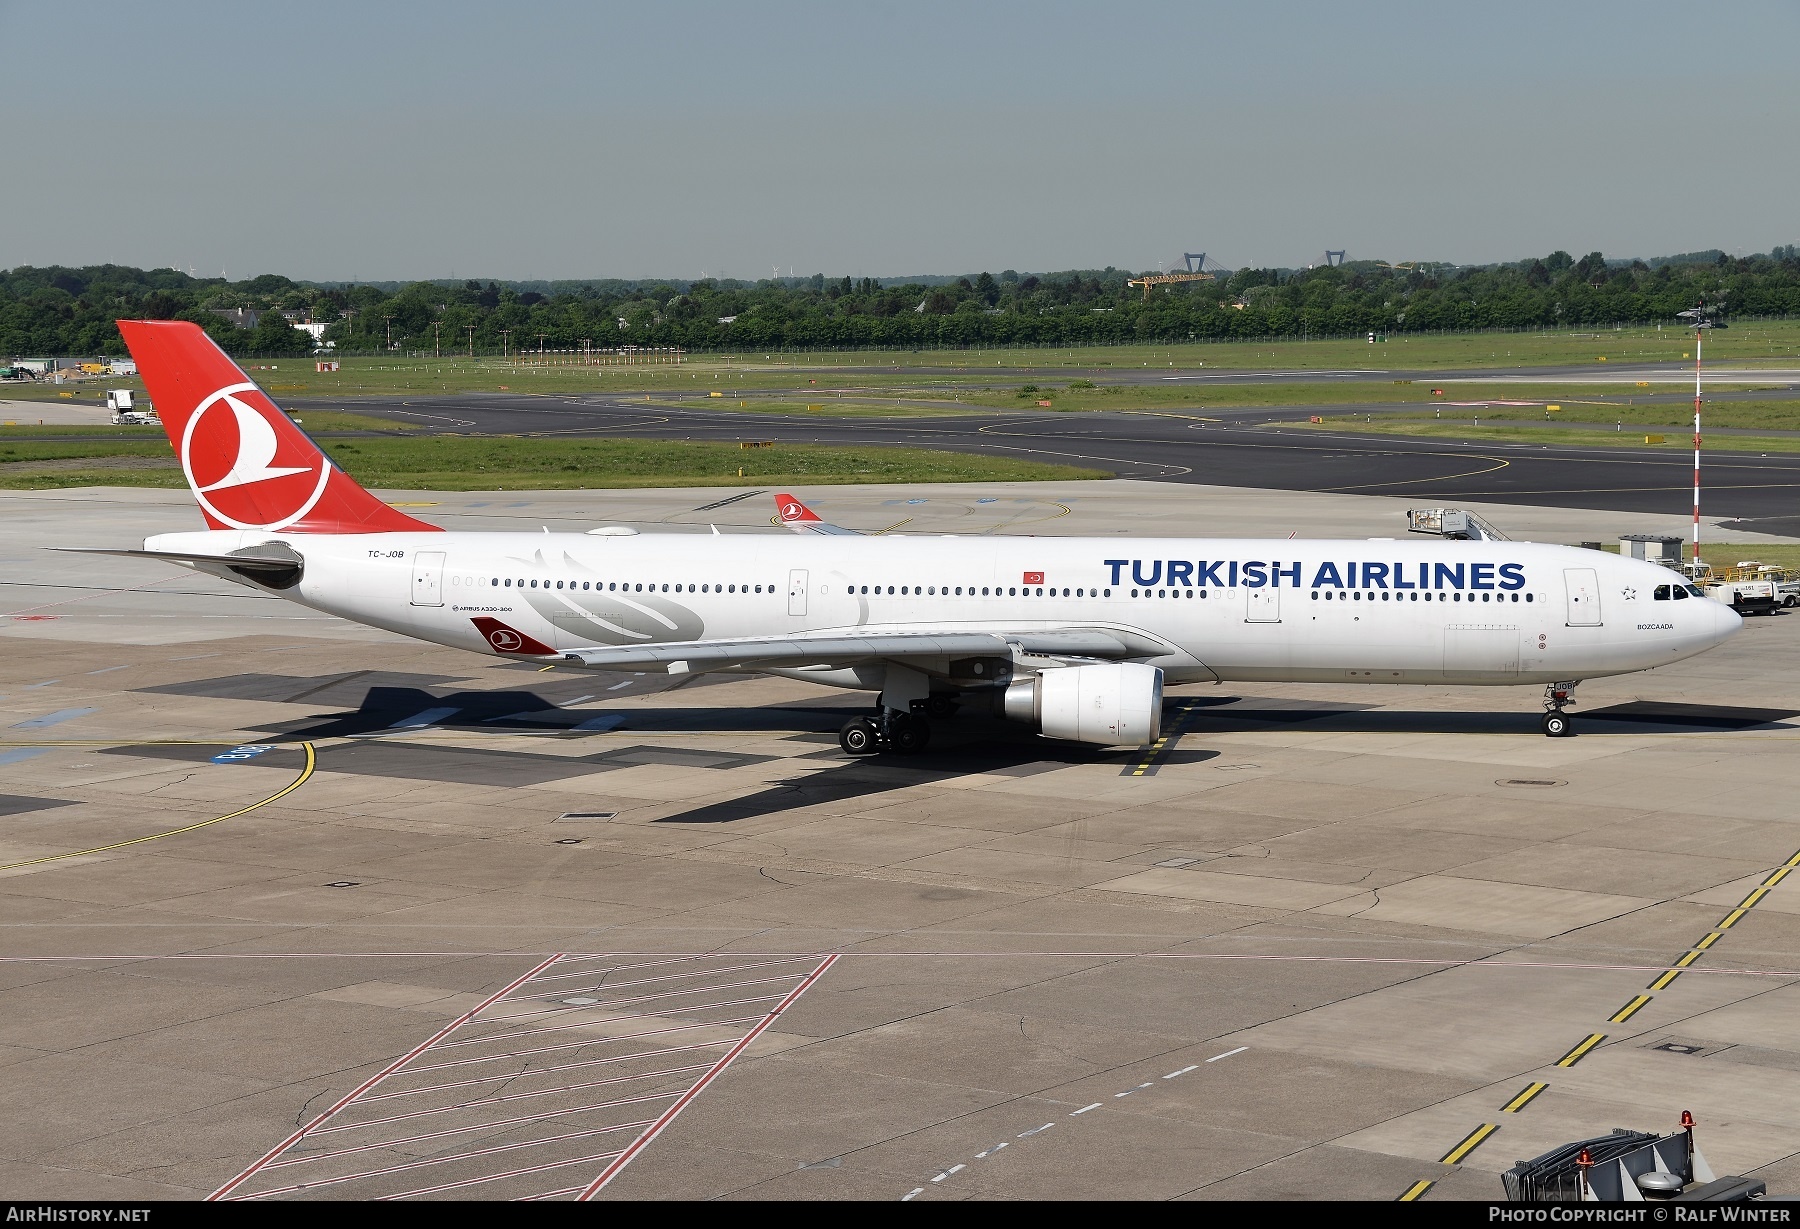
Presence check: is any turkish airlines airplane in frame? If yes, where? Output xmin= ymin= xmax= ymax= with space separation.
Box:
xmin=76 ymin=321 xmax=1741 ymax=755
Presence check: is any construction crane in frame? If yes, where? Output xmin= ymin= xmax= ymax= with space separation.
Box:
xmin=1126 ymin=270 xmax=1216 ymax=299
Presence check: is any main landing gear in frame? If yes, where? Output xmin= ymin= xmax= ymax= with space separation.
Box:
xmin=838 ymin=706 xmax=936 ymax=756
xmin=1542 ymin=681 xmax=1579 ymax=738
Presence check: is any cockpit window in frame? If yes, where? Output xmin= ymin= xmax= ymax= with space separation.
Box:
xmin=1685 ymin=585 xmax=1705 ymax=598
xmin=1672 ymin=586 xmax=1689 ymax=600
xmin=1653 ymin=584 xmax=1671 ymax=601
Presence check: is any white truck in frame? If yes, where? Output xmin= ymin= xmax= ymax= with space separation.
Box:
xmin=1693 ymin=561 xmax=1783 ymax=616
xmin=106 ymin=390 xmax=158 ymax=426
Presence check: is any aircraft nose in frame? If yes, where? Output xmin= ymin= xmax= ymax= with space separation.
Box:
xmin=1713 ymin=598 xmax=1744 ymax=643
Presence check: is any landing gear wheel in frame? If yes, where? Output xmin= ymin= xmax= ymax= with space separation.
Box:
xmin=839 ymin=717 xmax=880 ymax=756
xmin=1542 ymin=711 xmax=1572 ymax=738
xmin=924 ymin=694 xmax=959 ymax=719
xmin=890 ymin=714 xmax=931 ymax=754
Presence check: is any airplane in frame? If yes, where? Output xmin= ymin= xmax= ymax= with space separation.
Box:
xmin=67 ymin=320 xmax=1742 ymax=756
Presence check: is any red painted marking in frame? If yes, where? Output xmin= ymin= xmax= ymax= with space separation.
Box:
xmin=380 ymin=1149 xmax=625 ymax=1202
xmin=313 ymin=1084 xmax=691 ymax=1137
xmin=513 ymin=971 xmax=807 ymax=1008
xmin=355 ymin=1050 xmax=735 ymax=1105
xmin=240 ymin=1124 xmax=647 ymax=1200
xmin=271 ymin=1096 xmax=679 ymax=1166
xmin=577 ymin=953 xmax=839 ymax=1199
xmin=209 ymin=953 xmax=563 ymax=1200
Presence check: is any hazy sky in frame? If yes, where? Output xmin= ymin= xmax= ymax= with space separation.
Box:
xmin=4 ymin=1 xmax=1796 ymax=281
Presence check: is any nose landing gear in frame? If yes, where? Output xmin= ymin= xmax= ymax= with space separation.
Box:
xmin=1542 ymin=681 xmax=1579 ymax=737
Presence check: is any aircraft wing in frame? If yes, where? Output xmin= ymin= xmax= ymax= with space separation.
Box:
xmin=558 ymin=627 xmax=1149 ymax=672
xmin=774 ymin=492 xmax=862 ymax=535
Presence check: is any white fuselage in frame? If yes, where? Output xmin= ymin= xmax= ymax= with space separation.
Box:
xmin=146 ymin=529 xmax=1739 ymax=688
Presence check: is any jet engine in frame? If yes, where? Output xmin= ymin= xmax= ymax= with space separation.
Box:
xmin=999 ymin=662 xmax=1163 ymax=746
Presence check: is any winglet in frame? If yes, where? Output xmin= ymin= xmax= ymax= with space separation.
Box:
xmin=773 ymin=493 xmax=862 ymax=535
xmin=775 ymin=493 xmax=824 ymax=525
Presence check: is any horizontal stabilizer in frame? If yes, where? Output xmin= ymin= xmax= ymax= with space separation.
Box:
xmin=52 ymin=545 xmax=302 ymax=573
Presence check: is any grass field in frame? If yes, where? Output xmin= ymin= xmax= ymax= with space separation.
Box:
xmin=9 ymin=318 xmax=1798 ymax=407
xmin=0 ymin=435 xmax=1102 ymax=491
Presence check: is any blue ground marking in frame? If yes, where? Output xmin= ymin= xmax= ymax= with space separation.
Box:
xmin=211 ymin=745 xmax=276 ymax=764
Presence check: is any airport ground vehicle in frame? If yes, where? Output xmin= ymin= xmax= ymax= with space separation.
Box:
xmin=68 ymin=321 xmax=1743 ymax=754
xmin=1690 ymin=562 xmax=1786 ymax=616
xmin=106 ymin=389 xmax=159 ymax=426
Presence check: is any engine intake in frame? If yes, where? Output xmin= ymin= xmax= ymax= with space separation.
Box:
xmin=999 ymin=662 xmax=1164 ymax=746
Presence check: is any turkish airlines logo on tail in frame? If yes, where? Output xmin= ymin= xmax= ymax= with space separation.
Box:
xmin=781 ymin=502 xmax=804 ymax=521
xmin=181 ymin=383 xmax=328 ymax=530
xmin=488 ymin=628 xmax=524 ymax=651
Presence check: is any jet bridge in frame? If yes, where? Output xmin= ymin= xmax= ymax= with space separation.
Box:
xmin=1406 ymin=507 xmax=1511 ymax=542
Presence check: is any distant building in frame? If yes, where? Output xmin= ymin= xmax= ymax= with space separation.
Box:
xmin=109 ymin=358 xmax=138 ymax=376
xmin=717 ymin=315 xmax=738 ymax=325
xmin=209 ymin=308 xmax=262 ymax=329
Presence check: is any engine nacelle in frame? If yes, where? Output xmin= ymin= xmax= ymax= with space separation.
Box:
xmin=1000 ymin=662 xmax=1163 ymax=746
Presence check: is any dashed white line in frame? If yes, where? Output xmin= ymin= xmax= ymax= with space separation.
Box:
xmin=902 ymin=1188 xmax=924 ymax=1201
xmin=1165 ymin=1065 xmax=1199 ymax=1079
xmin=1071 ymin=1103 xmax=1101 ymax=1115
xmin=1207 ymin=1046 xmax=1248 ymax=1063
xmin=1017 ymin=1123 xmax=1053 ymax=1138
xmin=607 ymin=681 xmax=633 ymax=690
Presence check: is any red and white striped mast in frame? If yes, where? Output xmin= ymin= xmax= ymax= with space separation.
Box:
xmin=1677 ymin=299 xmax=1719 ymax=573
xmin=1692 ymin=314 xmax=1703 ymax=569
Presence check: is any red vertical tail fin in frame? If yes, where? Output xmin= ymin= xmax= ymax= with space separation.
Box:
xmin=116 ymin=320 xmax=439 ymax=534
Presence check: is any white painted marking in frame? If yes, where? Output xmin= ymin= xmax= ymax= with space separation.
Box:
xmin=557 ymin=694 xmax=597 ymax=707
xmin=1207 ymin=1046 xmax=1248 ymax=1062
xmin=1018 ymin=1124 xmax=1053 ymax=1138
xmin=946 ymin=1164 xmax=964 ymax=1176
xmin=84 ymin=665 xmax=128 ymax=675
xmin=1165 ymin=1065 xmax=1199 ymax=1078
xmin=1071 ymin=1103 xmax=1101 ymax=1115
xmin=902 ymin=1189 xmax=924 ymax=1201
xmin=608 ymin=681 xmax=633 ymax=690
xmin=388 ymin=706 xmax=460 ymax=730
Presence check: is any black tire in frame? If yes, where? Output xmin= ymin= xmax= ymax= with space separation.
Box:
xmin=891 ymin=715 xmax=931 ymax=754
xmin=839 ymin=718 xmax=880 ymax=756
xmin=1542 ymin=711 xmax=1571 ymax=738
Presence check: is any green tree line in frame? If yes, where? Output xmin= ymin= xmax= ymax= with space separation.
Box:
xmin=4 ymin=249 xmax=1799 ymax=358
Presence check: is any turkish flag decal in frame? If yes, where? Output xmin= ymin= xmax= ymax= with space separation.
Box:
xmin=1022 ymin=571 xmax=1045 ymax=585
